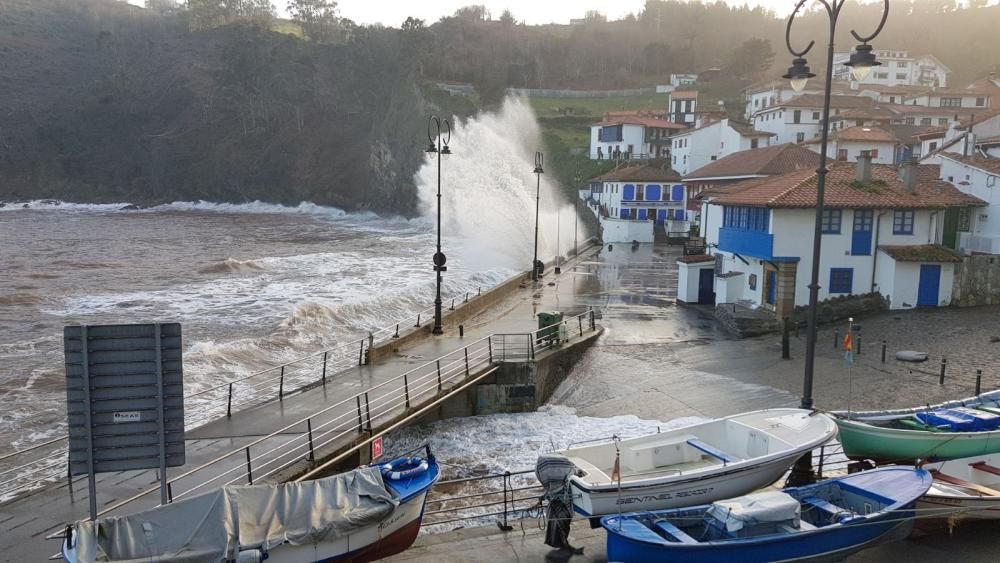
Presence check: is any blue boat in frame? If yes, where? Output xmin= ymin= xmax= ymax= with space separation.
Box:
xmin=601 ymin=467 xmax=932 ymax=563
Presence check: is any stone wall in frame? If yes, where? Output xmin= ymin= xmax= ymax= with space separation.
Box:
xmin=716 ymin=292 xmax=886 ymax=338
xmin=792 ymin=292 xmax=887 ymax=325
xmin=953 ymin=255 xmax=1000 ymax=307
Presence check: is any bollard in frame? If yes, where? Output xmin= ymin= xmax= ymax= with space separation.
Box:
xmin=781 ymin=317 xmax=790 ymax=360
xmin=465 ymin=292 xmax=469 ymax=303
xmin=459 ymin=324 xmax=464 ymax=338
xmin=393 ymin=323 xmax=399 ymax=338
xmin=834 ymin=328 xmax=840 ymax=350
xmin=856 ymin=335 xmax=862 ymax=355
xmin=167 ymin=482 xmax=173 ymax=502
xmin=227 ymin=383 xmax=234 ymax=417
xmin=279 ymin=366 xmax=285 ymax=399
xmin=976 ymin=369 xmax=983 ymax=395
xmin=939 ymin=357 xmax=947 ymax=385
xmin=321 ymin=351 xmax=328 ymax=384
xmin=881 ymin=340 xmax=887 ymax=364
xmin=478 ymin=287 xmax=482 ymax=296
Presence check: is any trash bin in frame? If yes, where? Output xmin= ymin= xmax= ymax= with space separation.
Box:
xmin=537 ymin=311 xmax=563 ymax=344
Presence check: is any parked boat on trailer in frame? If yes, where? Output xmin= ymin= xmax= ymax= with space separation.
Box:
xmin=601 ymin=466 xmax=932 ymax=563
xmin=919 ymin=452 xmax=1000 ymax=524
xmin=62 ymin=452 xmax=439 ymax=563
xmin=832 ymin=390 xmax=1000 ymax=463
xmin=537 ymin=409 xmax=837 ymax=520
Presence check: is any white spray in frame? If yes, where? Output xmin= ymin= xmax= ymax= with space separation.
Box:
xmin=416 ymin=97 xmax=586 ymax=273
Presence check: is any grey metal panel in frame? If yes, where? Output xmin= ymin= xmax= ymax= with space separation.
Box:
xmin=65 ymin=323 xmax=186 ymax=476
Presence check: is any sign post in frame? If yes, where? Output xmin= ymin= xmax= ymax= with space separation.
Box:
xmin=65 ymin=323 xmax=185 ymax=520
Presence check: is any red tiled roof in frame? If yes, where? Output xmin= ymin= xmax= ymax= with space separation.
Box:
xmin=685 ymin=143 xmax=819 ymax=180
xmin=830 ymin=107 xmax=899 ymax=121
xmin=879 ymin=245 xmax=964 ymax=263
xmin=595 ymin=163 xmax=682 ymax=183
xmin=938 ymin=154 xmax=1000 ymax=175
xmin=769 ymin=94 xmax=875 ymax=111
xmin=710 ymin=163 xmax=986 ymax=209
xmin=591 ymin=117 xmax=687 ymax=129
xmin=834 ymin=126 xmax=899 ymax=143
xmin=914 ymin=127 xmax=947 ymax=140
xmin=604 ymin=109 xmax=667 ymax=119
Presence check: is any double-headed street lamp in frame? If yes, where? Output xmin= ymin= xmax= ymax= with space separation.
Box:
xmin=426 ymin=116 xmax=452 ymax=335
xmin=781 ymin=0 xmax=888 ymax=484
xmin=532 ymin=151 xmax=544 ymax=282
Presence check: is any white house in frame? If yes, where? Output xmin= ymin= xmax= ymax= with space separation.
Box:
xmin=908 ymin=87 xmax=991 ymax=110
xmin=928 ymin=154 xmax=1000 ymax=255
xmin=670 ymin=118 xmax=774 ymax=176
xmin=751 ymin=94 xmax=876 ymax=145
xmin=743 ymin=80 xmax=854 ymax=121
xmin=671 ymin=74 xmax=698 ymax=87
xmin=807 ymin=127 xmax=899 ymax=165
xmin=584 ymin=164 xmax=687 ymax=243
xmin=589 ymin=115 xmax=685 ymax=160
xmin=832 ymin=50 xmax=950 ymax=88
xmin=702 ymin=157 xmax=985 ymax=316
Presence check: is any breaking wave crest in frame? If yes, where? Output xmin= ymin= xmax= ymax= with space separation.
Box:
xmin=198 ymin=258 xmax=266 ymax=274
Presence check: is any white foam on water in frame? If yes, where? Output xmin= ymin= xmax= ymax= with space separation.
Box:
xmin=416 ymin=97 xmax=588 ymax=273
xmin=0 ymin=200 xmax=132 ymax=212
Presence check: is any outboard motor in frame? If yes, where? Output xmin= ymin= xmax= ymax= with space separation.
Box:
xmin=535 ymin=454 xmax=581 ymax=552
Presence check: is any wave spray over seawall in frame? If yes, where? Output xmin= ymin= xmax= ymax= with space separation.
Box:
xmin=416 ymin=98 xmax=585 ymax=272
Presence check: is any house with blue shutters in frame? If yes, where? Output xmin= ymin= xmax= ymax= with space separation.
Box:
xmin=583 ymin=163 xmax=686 ymax=243
xmin=700 ymin=154 xmax=985 ymax=317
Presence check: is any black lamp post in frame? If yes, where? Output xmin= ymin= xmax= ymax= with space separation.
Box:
xmin=426 ymin=116 xmax=452 ymax=335
xmin=532 ymin=151 xmax=544 ymax=282
xmin=782 ymin=0 xmax=888 ymax=485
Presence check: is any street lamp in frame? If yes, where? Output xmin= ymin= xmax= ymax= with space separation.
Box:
xmin=532 ymin=151 xmax=544 ymax=282
xmin=781 ymin=0 xmax=888 ymax=484
xmin=426 ymin=115 xmax=452 ymax=336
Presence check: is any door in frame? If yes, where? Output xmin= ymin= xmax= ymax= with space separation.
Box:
xmin=942 ymin=208 xmax=960 ymax=249
xmin=656 ymin=209 xmax=667 ymax=225
xmin=765 ymin=270 xmax=777 ymax=306
xmin=852 ymin=210 xmax=874 ymax=256
xmin=698 ymin=268 xmax=716 ymax=305
xmin=917 ymin=264 xmax=941 ymax=307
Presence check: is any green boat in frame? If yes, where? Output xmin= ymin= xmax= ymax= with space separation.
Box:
xmin=833 ymin=390 xmax=1000 ymax=463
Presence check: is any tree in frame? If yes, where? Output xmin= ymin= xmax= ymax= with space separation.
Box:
xmin=289 ymin=0 xmax=340 ymax=42
xmin=454 ymin=5 xmax=489 ymax=22
xmin=145 ymin=0 xmax=180 ymax=14
xmin=723 ymin=38 xmax=774 ymax=81
xmin=583 ymin=10 xmax=606 ymax=23
xmin=499 ymin=9 xmax=516 ymax=25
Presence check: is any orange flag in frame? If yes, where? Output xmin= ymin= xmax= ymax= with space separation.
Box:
xmin=843 ymin=331 xmax=853 ymax=352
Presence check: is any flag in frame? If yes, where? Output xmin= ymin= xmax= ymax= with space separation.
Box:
xmin=843 ymin=331 xmax=854 ymax=364
xmin=611 ymin=453 xmax=621 ymax=483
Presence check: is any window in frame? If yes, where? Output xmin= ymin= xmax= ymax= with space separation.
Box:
xmin=821 ymin=209 xmax=842 ymax=234
xmin=793 ymin=110 xmax=802 ymax=124
xmin=636 ymin=184 xmax=645 ymax=201
xmin=920 ymin=118 xmax=932 ymax=126
xmin=648 ymin=208 xmax=656 ymax=221
xmin=929 ymin=141 xmax=938 ymax=151
xmin=976 ymin=97 xmax=986 ymax=107
xmin=896 ymin=73 xmax=907 ymax=80
xmin=905 ymin=117 xmax=915 ymax=125
xmin=889 ymin=96 xmax=896 ymax=104
xmin=938 ymin=118 xmax=948 ymax=126
xmin=796 ymin=132 xmax=805 ymax=143
xmin=896 ymin=61 xmax=907 ymax=68
xmin=837 ymin=149 xmax=848 ymax=161
xmin=829 ymin=268 xmax=854 ymax=294
xmin=755 ymin=99 xmax=760 ymax=107
xmin=940 ymin=97 xmax=962 ymax=108
xmin=876 ymin=72 xmax=889 ymax=79
xmin=751 ymin=138 xmax=759 ymax=149
xmin=812 ymin=112 xmax=820 ymax=120
xmin=870 ymin=149 xmax=879 ymax=159
xmin=893 ymin=210 xmax=915 ymax=234
xmin=723 ymin=206 xmax=769 ymax=233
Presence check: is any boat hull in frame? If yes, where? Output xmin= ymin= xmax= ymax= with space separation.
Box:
xmin=835 ymin=417 xmax=1000 ymax=463
xmin=571 ymin=452 xmax=800 ymax=517
xmin=606 ymin=513 xmax=913 ymax=563
xmin=917 ymin=494 xmax=1000 ymax=521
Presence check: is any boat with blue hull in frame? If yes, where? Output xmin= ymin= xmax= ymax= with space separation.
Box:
xmin=63 ymin=454 xmax=439 ymax=563
xmin=601 ymin=466 xmax=932 ymax=563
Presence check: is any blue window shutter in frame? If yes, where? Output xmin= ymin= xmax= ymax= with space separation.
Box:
xmin=829 ymin=268 xmax=854 ymax=294
xmin=671 ymin=185 xmax=684 ymax=201
xmin=623 ymin=184 xmax=635 ymax=201
xmin=646 ymin=184 xmax=661 ymax=200
xmin=620 ymin=208 xmax=629 ymax=219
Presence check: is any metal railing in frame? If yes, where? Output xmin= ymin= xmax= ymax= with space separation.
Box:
xmin=0 ymin=287 xmax=483 ymax=503
xmin=422 ymin=469 xmax=543 ymax=529
xmin=490 ymin=310 xmax=597 ymax=363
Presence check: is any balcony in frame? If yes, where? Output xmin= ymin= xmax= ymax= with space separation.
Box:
xmin=718 ymin=228 xmax=774 ymax=260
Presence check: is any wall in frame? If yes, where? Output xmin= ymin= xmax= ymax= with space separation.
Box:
xmin=936 ymin=155 xmax=1000 ymax=253
xmin=825 ymin=140 xmax=897 ymax=164
xmin=677 ymin=261 xmax=713 ymax=303
xmin=771 ymin=207 xmax=941 ymax=306
xmin=953 ymin=255 xmax=1000 ymax=306
xmin=886 ymin=261 xmax=955 ymax=309
xmin=600 ymin=217 xmax=654 ymax=243
xmin=713 ymin=252 xmax=764 ymax=306
xmin=590 ymin=124 xmax=646 ymax=160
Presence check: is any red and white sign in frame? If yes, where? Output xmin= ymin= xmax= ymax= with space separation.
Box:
xmin=371 ymin=436 xmax=384 ymax=460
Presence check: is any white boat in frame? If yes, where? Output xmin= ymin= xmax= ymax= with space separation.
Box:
xmin=548 ymin=409 xmax=837 ymax=518
xmin=63 ymin=454 xmax=439 ymax=563
xmin=919 ymin=453 xmax=1000 ymax=522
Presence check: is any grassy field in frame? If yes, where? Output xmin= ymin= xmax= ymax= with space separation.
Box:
xmin=526 ymin=93 xmax=672 ymax=119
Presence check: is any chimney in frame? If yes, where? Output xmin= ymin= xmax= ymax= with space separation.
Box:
xmin=898 ymin=159 xmax=918 ymax=193
xmin=856 ymin=150 xmax=873 ymax=184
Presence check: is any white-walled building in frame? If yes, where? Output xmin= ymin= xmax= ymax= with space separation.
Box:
xmin=832 ymin=50 xmax=950 ymax=88
xmin=702 ymin=158 xmax=984 ymax=315
xmin=927 ymin=154 xmax=1000 ymax=255
xmin=669 ymin=90 xmax=699 ymax=126
xmin=584 ymin=164 xmax=687 ymax=243
xmin=670 ymin=118 xmax=774 ymax=176
xmin=908 ymin=88 xmax=992 ymax=110
xmin=743 ymin=80 xmax=853 ymax=121
xmin=589 ymin=116 xmax=686 ymax=160
xmin=671 ymin=74 xmax=698 ymax=87
xmin=751 ymin=94 xmax=876 ymax=145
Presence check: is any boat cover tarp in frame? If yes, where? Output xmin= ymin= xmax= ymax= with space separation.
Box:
xmin=915 ymin=407 xmax=1000 ymax=432
xmin=535 ymin=454 xmax=577 ymax=549
xmin=706 ymin=491 xmax=800 ymax=532
xmin=71 ymin=466 xmax=398 ymax=563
